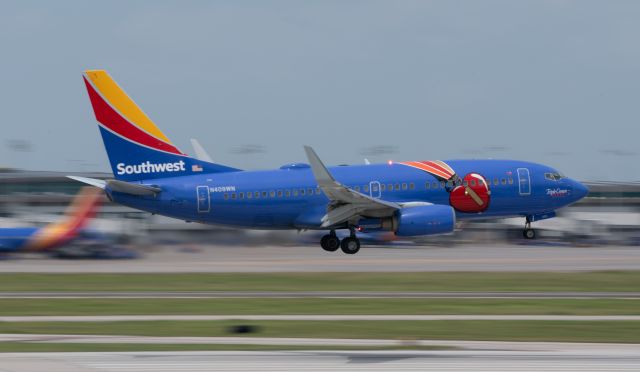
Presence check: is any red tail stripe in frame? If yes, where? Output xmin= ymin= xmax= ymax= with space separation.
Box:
xmin=84 ymin=77 xmax=184 ymax=155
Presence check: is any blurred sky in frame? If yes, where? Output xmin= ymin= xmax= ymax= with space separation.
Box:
xmin=0 ymin=1 xmax=638 ymax=180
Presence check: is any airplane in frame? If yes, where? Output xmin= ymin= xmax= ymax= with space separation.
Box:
xmin=0 ymin=187 xmax=103 ymax=254
xmin=70 ymin=70 xmax=589 ymax=254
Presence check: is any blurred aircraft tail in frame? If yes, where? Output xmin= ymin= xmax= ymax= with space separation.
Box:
xmin=28 ymin=187 xmax=103 ymax=250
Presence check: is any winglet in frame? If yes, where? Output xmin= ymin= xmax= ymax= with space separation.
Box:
xmin=303 ymin=146 xmax=337 ymax=187
xmin=190 ymin=139 xmax=214 ymax=162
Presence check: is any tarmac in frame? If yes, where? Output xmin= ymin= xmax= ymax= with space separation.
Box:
xmin=1 ymin=348 xmax=639 ymax=371
xmin=2 ymin=244 xmax=640 ymax=272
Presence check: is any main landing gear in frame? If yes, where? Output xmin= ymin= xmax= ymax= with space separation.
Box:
xmin=320 ymin=229 xmax=361 ymax=254
xmin=523 ymin=218 xmax=536 ymax=239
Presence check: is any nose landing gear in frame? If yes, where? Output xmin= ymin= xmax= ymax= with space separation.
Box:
xmin=523 ymin=218 xmax=536 ymax=239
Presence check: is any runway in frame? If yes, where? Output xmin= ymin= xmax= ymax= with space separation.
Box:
xmin=2 ymin=291 xmax=638 ymax=299
xmin=3 ymin=335 xmax=640 ymax=351
xmin=1 ymin=348 xmax=639 ymax=372
xmin=2 ymin=244 xmax=640 ymax=272
xmin=1 ymin=315 xmax=639 ymax=322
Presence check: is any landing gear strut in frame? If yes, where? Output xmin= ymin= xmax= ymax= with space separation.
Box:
xmin=523 ymin=219 xmax=536 ymax=239
xmin=320 ymin=230 xmax=340 ymax=252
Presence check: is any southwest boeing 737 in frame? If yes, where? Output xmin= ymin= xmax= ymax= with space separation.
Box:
xmin=70 ymin=70 xmax=588 ymax=254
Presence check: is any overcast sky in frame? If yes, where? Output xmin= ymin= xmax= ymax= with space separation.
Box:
xmin=1 ymin=1 xmax=638 ymax=180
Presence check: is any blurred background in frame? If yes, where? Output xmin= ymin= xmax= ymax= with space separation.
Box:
xmin=1 ymin=1 xmax=639 ymax=258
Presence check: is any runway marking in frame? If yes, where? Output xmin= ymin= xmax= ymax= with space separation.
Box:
xmin=1 ymin=350 xmax=640 ymax=372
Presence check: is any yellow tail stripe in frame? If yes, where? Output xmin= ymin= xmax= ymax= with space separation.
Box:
xmin=84 ymin=70 xmax=172 ymax=144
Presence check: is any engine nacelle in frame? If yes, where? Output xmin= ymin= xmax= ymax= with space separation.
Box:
xmin=393 ymin=205 xmax=456 ymax=237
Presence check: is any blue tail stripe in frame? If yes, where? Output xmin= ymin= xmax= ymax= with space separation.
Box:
xmin=99 ymin=127 xmax=240 ymax=181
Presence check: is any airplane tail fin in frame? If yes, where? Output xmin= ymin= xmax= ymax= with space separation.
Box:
xmin=82 ymin=70 xmax=240 ymax=181
xmin=28 ymin=187 xmax=103 ymax=251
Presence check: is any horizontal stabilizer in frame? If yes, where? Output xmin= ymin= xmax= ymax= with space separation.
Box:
xmin=67 ymin=176 xmax=160 ymax=196
xmin=66 ymin=176 xmax=106 ymax=189
xmin=106 ymin=180 xmax=161 ymax=196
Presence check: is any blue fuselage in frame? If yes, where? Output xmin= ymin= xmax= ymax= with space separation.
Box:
xmin=109 ymin=159 xmax=587 ymax=230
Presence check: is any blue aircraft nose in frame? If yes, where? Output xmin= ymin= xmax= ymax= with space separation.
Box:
xmin=572 ymin=180 xmax=589 ymax=201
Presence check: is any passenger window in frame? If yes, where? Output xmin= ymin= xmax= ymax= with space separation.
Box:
xmin=254 ymin=191 xmax=260 ymax=198
xmin=508 ymin=178 xmax=514 ymax=185
xmin=409 ymin=182 xmax=415 ymax=190
xmin=316 ymin=188 xmax=321 ymax=195
xmin=388 ymin=184 xmax=393 ymax=191
xmin=501 ymin=178 xmax=506 ymax=185
xmin=440 ymin=181 xmax=445 ymax=188
xmin=285 ymin=190 xmax=291 ymax=197
xmin=277 ymin=190 xmax=283 ymax=197
xmin=239 ymin=192 xmax=244 ymax=199
xmin=456 ymin=179 xmax=462 ymax=186
xmin=231 ymin=193 xmax=237 ymax=199
xmin=402 ymin=183 xmax=407 ymax=190
xmin=308 ymin=188 xmax=314 ymax=195
xmin=463 ymin=180 xmax=468 ymax=187
xmin=300 ymin=189 xmax=306 ymax=196
xmin=363 ymin=185 xmax=369 ymax=192
xmin=447 ymin=180 xmax=454 ymax=188
xmin=261 ymin=191 xmax=267 ymax=198
xmin=425 ymin=182 xmax=430 ymax=189
xmin=269 ymin=191 xmax=275 ymax=198
xmin=433 ymin=182 xmax=439 ymax=189
xmin=478 ymin=179 xmax=483 ymax=186
xmin=470 ymin=180 xmax=476 ymax=187
xmin=395 ymin=184 xmax=400 ymax=190
xmin=380 ymin=184 xmax=386 ymax=191
xmin=247 ymin=192 xmax=253 ymax=199
xmin=224 ymin=193 xmax=229 ymax=200
xmin=493 ymin=178 xmax=499 ymax=186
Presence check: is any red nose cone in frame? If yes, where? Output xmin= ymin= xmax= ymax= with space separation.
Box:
xmin=449 ymin=173 xmax=491 ymax=213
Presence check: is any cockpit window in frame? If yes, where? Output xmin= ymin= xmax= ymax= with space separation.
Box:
xmin=545 ymin=172 xmax=565 ymax=181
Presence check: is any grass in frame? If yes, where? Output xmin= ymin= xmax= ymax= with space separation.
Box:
xmin=0 ymin=271 xmax=639 ymax=292
xmin=0 ymin=298 xmax=638 ymax=316
xmin=2 ymin=320 xmax=640 ymax=343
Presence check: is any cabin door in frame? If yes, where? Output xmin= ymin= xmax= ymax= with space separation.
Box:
xmin=517 ymin=168 xmax=531 ymax=196
xmin=196 ymin=186 xmax=210 ymax=212
xmin=369 ymin=181 xmax=381 ymax=198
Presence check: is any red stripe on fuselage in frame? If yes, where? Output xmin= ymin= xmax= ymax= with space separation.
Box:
xmin=83 ymin=77 xmax=184 ymax=155
xmin=400 ymin=161 xmax=452 ymax=179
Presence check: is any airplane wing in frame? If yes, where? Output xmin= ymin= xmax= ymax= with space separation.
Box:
xmin=304 ymin=146 xmax=399 ymax=227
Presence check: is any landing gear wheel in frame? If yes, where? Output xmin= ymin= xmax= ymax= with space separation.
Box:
xmin=523 ymin=228 xmax=536 ymax=239
xmin=523 ymin=218 xmax=536 ymax=240
xmin=320 ymin=234 xmax=340 ymax=252
xmin=340 ymin=237 xmax=361 ymax=255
